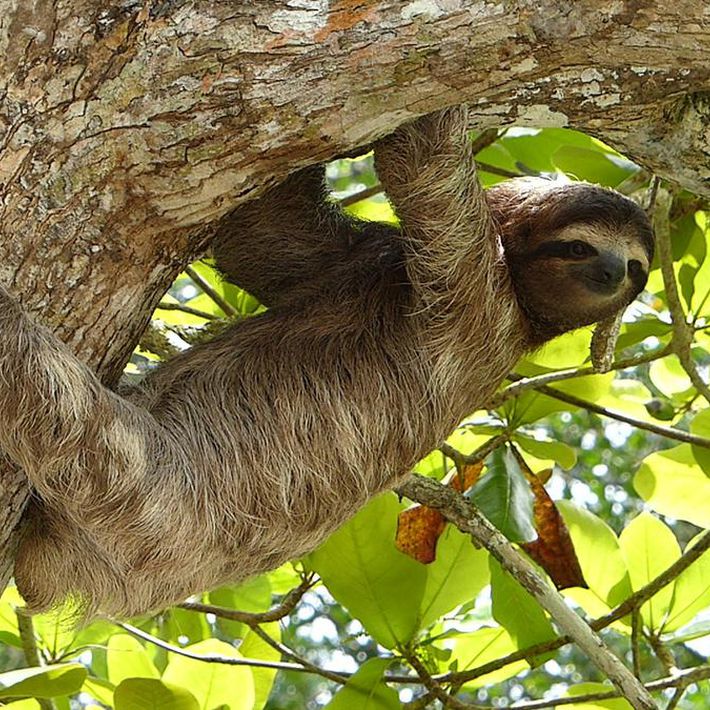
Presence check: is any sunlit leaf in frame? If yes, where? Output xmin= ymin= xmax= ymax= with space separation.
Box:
xmin=418 ymin=526 xmax=490 ymax=629
xmin=490 ymin=558 xmax=555 ymax=657
xmin=445 ymin=627 xmax=526 ymax=688
xmin=162 ymin=640 xmax=254 ymax=710
xmin=564 ymin=681 xmax=631 ymax=708
xmin=558 ymin=502 xmax=631 ymax=607
xmin=0 ymin=664 xmax=87 ymax=699
xmin=664 ymin=533 xmax=710 ymax=632
xmin=326 ymin=658 xmax=398 ymax=710
xmin=107 ymin=634 xmax=160 ymax=686
xmin=309 ymin=494 xmax=427 ymax=648
xmin=114 ymin=678 xmax=199 ymax=710
xmin=239 ymin=622 xmax=280 ymax=710
xmin=634 ymin=444 xmax=710 ymax=528
xmin=619 ymin=513 xmax=680 ymax=631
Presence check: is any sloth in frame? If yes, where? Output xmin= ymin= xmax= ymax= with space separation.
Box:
xmin=1 ymin=107 xmax=653 ymax=617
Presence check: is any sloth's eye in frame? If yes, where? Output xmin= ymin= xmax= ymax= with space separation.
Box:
xmin=568 ymin=240 xmax=591 ymax=258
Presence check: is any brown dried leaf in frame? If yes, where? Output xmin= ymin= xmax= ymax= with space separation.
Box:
xmin=521 ymin=472 xmax=587 ymax=590
xmin=396 ymin=461 xmax=483 ymax=564
xmin=396 ymin=506 xmax=446 ymax=563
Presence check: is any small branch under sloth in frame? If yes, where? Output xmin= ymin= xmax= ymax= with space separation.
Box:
xmin=396 ymin=474 xmax=657 ymax=710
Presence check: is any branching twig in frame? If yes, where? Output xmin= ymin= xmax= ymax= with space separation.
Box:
xmin=396 ymin=475 xmax=657 ymax=709
xmin=16 ymin=609 xmax=55 ymax=710
xmin=403 ymin=648 xmax=483 ymax=709
xmin=157 ymin=301 xmax=219 ymax=321
xmin=179 ymin=574 xmax=315 ymax=625
xmin=116 ymin=621 xmax=325 ymax=676
xmin=185 ymin=265 xmax=240 ymax=319
xmin=421 ymin=529 xmax=710 ymax=688
xmin=489 ymin=344 xmax=672 ymax=408
xmin=654 ymin=189 xmax=710 ymax=405
xmin=526 ymin=383 xmax=710 ymax=450
xmin=506 ymin=665 xmax=710 ymax=709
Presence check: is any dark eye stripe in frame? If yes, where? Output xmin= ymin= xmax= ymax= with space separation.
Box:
xmin=528 ymin=241 xmax=586 ymax=260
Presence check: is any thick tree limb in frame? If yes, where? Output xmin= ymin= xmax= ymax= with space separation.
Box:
xmin=0 ymin=0 xmax=709 ymax=657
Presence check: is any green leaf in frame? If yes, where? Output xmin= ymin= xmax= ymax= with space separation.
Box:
xmin=648 ymin=355 xmax=694 ymax=401
xmin=107 ymin=634 xmax=160 ymax=686
xmin=82 ymin=676 xmax=115 ymax=706
xmin=557 ymin=502 xmax=631 ymax=607
xmin=446 ymin=627 xmax=526 ymax=688
xmin=513 ymin=433 xmax=577 ymax=470
xmin=114 ymin=678 xmax=199 ymax=710
xmin=418 ymin=526 xmax=490 ymax=629
xmin=664 ymin=532 xmax=710 ymax=632
xmin=619 ymin=513 xmax=680 ymax=631
xmin=308 ymin=493 xmax=427 ymax=648
xmin=0 ymin=664 xmax=87 ymax=699
xmin=326 ymin=658 xmax=398 ymax=710
xmin=468 ymin=447 xmax=536 ymax=543
xmin=634 ymin=444 xmax=710 ymax=527
xmin=690 ymin=407 xmax=710 ymax=474
xmin=239 ymin=623 xmax=280 ymax=710
xmin=552 ymin=147 xmax=636 ymax=187
xmin=564 ymin=681 xmax=631 ymax=708
xmin=161 ymin=639 xmax=255 ymax=709
xmin=209 ymin=575 xmax=272 ymax=639
xmin=489 ymin=558 xmax=555 ymax=655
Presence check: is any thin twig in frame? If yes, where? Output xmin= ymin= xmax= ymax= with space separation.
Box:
xmin=116 ymin=621 xmax=326 ymax=676
xmin=179 ymin=574 xmax=315 ymax=624
xmin=396 ymin=475 xmax=657 ymax=709
xmin=403 ymin=647 xmax=484 ymax=709
xmin=16 ymin=609 xmax=55 ymax=710
xmin=507 ymin=664 xmax=710 ymax=709
xmin=525 ymin=382 xmax=710 ymax=450
xmin=632 ymin=608 xmax=643 ymax=679
xmin=439 ymin=433 xmax=509 ymax=468
xmin=425 ymin=528 xmax=710 ymax=688
xmin=654 ymin=189 xmax=710 ymax=405
xmin=157 ymin=301 xmax=219 ymax=321
xmin=185 ymin=265 xmax=240 ymax=319
xmin=489 ymin=344 xmax=672 ymax=407
xmin=339 ymin=184 xmax=384 ymax=207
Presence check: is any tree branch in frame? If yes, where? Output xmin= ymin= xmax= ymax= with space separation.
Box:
xmin=396 ymin=475 xmax=657 ymax=709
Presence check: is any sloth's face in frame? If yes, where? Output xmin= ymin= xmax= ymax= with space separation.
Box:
xmin=487 ymin=177 xmax=654 ymax=343
xmin=510 ymin=221 xmax=651 ymax=336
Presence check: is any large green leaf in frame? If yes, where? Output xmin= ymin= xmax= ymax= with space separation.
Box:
xmin=664 ymin=533 xmax=710 ymax=632
xmin=634 ymin=444 xmax=710 ymax=527
xmin=0 ymin=664 xmax=87 ymax=699
xmin=114 ymin=678 xmax=199 ymax=710
xmin=513 ymin=433 xmax=577 ymax=470
xmin=564 ymin=682 xmax=631 ymax=709
xmin=239 ymin=623 xmax=280 ymax=710
xmin=619 ymin=513 xmax=680 ymax=631
xmin=309 ymin=493 xmax=427 ymax=648
xmin=326 ymin=658 xmax=398 ymax=710
xmin=558 ymin=502 xmax=631 ymax=607
xmin=489 ymin=558 xmax=555 ymax=655
xmin=162 ymin=640 xmax=254 ymax=710
xmin=107 ymin=634 xmax=160 ymax=687
xmin=208 ymin=575 xmax=271 ymax=639
xmin=445 ymin=627 xmax=526 ymax=688
xmin=418 ymin=526 xmax=490 ymax=629
xmin=469 ymin=447 xmax=536 ymax=543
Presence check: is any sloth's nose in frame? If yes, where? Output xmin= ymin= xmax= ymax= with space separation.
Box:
xmin=596 ymin=253 xmax=626 ymax=288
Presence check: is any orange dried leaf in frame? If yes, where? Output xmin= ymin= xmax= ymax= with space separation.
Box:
xmin=450 ymin=461 xmax=484 ymax=492
xmin=396 ymin=460 xmax=483 ymax=564
xmin=396 ymin=506 xmax=446 ymax=564
xmin=522 ymin=473 xmax=586 ymax=590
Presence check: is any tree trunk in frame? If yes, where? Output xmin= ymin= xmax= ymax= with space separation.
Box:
xmin=0 ymin=0 xmax=708 ymax=592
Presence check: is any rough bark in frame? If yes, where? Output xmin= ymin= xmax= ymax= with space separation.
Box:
xmin=0 ymin=0 xmax=708 ymax=601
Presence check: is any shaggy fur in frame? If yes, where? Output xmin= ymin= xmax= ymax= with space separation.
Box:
xmin=3 ymin=108 xmax=653 ymax=617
